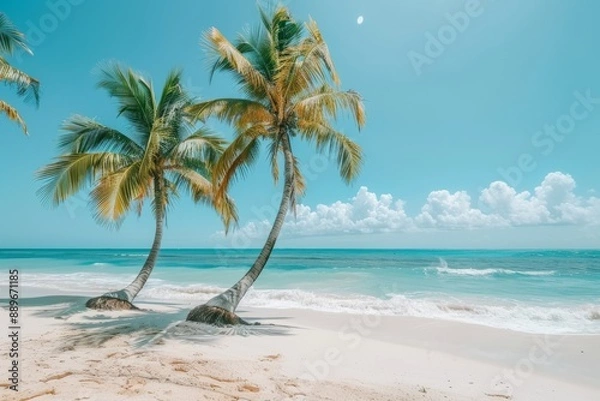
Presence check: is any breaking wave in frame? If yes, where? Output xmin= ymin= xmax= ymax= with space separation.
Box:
xmin=434 ymin=259 xmax=555 ymax=277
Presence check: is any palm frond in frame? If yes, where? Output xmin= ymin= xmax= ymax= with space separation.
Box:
xmin=297 ymin=120 xmax=363 ymax=183
xmin=37 ymin=152 xmax=131 ymax=206
xmin=277 ymin=35 xmax=338 ymax=100
xmin=131 ymin=182 xmax=151 ymax=217
xmin=0 ymin=14 xmax=31 ymax=55
xmin=290 ymin=155 xmax=306 ymax=211
xmin=0 ymin=100 xmax=27 ymax=134
xmin=169 ymin=167 xmax=212 ymax=202
xmin=294 ymin=86 xmax=366 ymax=129
xmin=157 ymin=68 xmax=188 ymax=116
xmin=258 ymin=3 xmax=275 ymax=34
xmin=59 ymin=115 xmax=143 ymax=155
xmin=303 ymin=19 xmax=339 ymax=84
xmin=267 ymin=134 xmax=281 ymax=184
xmin=90 ymin=161 xmax=151 ymax=224
xmin=168 ymin=127 xmax=227 ymax=166
xmin=214 ymin=191 xmax=238 ymax=232
xmin=269 ymin=5 xmax=304 ymax=53
xmin=212 ymin=134 xmax=261 ymax=202
xmin=170 ymin=166 xmax=238 ymax=231
xmin=195 ymin=4 xmax=366 ymax=231
xmin=97 ymin=63 xmax=156 ymax=137
xmin=168 ymin=155 xmax=211 ymax=178
xmin=156 ymin=68 xmax=192 ymax=146
xmin=186 ymin=98 xmax=271 ymax=129
xmin=204 ymin=27 xmax=271 ymax=99
xmin=237 ymin=26 xmax=276 ymax=81
xmin=0 ymin=60 xmax=40 ymax=104
xmin=139 ymin=119 xmax=169 ymax=177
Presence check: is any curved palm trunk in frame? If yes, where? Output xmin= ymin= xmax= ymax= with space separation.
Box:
xmin=86 ymin=176 xmax=165 ymax=310
xmin=187 ymin=133 xmax=294 ymax=324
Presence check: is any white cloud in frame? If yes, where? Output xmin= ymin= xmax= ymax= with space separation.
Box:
xmin=480 ymin=172 xmax=600 ymax=226
xmin=479 ymin=181 xmax=549 ymax=225
xmin=290 ymin=187 xmax=413 ymax=235
xmin=213 ymin=172 xmax=600 ymax=244
xmin=415 ymin=190 xmax=506 ymax=229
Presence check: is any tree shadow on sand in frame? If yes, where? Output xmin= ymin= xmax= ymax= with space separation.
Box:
xmin=14 ymin=295 xmax=90 ymax=318
xmin=7 ymin=295 xmax=295 ymax=351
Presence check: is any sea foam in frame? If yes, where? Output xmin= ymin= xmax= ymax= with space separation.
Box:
xmin=139 ymin=284 xmax=599 ymax=335
xmin=434 ymin=259 xmax=556 ymax=277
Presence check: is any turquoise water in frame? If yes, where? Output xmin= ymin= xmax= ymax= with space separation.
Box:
xmin=1 ymin=249 xmax=599 ymax=334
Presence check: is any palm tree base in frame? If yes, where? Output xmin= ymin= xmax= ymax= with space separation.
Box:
xmin=186 ymin=304 xmax=252 ymax=326
xmin=85 ymin=296 xmax=139 ymax=311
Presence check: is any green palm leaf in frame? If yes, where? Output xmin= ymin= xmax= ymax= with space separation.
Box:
xmin=212 ymin=134 xmax=261 ymax=205
xmin=168 ymin=128 xmax=227 ymax=166
xmin=40 ymin=64 xmax=235 ymax=227
xmin=205 ymin=27 xmax=271 ymax=99
xmin=59 ymin=115 xmax=144 ymax=155
xmin=0 ymin=14 xmax=39 ymax=135
xmin=185 ymin=4 xmax=366 ymax=322
xmin=37 ymin=152 xmax=131 ymax=206
xmin=97 ymin=63 xmax=156 ymax=138
xmin=297 ymin=120 xmax=362 ymax=183
xmin=0 ymin=13 xmax=31 ymax=55
xmin=186 ymin=98 xmax=271 ymax=129
xmin=90 ymin=161 xmax=149 ymax=225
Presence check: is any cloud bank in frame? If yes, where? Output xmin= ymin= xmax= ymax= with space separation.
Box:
xmin=213 ymin=172 xmax=600 ymax=244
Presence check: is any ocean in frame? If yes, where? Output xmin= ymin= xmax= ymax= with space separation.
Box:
xmin=1 ymin=248 xmax=598 ymax=335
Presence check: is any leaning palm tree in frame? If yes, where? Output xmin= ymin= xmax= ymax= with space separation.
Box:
xmin=38 ymin=64 xmax=235 ymax=310
xmin=0 ymin=13 xmax=40 ymax=134
xmin=185 ymin=5 xmax=365 ymax=325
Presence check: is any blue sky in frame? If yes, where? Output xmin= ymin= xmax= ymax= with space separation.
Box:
xmin=1 ymin=0 xmax=599 ymax=248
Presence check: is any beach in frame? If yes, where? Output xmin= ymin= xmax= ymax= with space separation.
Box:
xmin=2 ymin=249 xmax=599 ymax=400
xmin=3 ymin=294 xmax=599 ymax=401
xmin=2 ymin=0 xmax=600 ymax=399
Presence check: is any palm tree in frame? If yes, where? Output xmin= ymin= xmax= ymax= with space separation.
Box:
xmin=0 ymin=13 xmax=40 ymax=134
xmin=38 ymin=64 xmax=236 ymax=310
xmin=185 ymin=5 xmax=365 ymax=325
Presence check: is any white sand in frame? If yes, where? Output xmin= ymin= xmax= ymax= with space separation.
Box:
xmin=2 ymin=295 xmax=599 ymax=401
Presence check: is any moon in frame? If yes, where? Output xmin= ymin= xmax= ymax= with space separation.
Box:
xmin=357 ymin=16 xmax=364 ymax=25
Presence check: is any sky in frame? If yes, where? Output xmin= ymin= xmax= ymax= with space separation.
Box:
xmin=0 ymin=0 xmax=599 ymax=249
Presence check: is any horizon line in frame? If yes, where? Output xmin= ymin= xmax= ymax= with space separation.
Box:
xmin=1 ymin=247 xmax=598 ymax=251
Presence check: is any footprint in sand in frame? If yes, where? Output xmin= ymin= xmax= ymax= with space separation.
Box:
xmin=120 ymin=377 xmax=148 ymax=395
xmin=168 ymin=359 xmax=193 ymax=372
